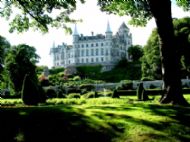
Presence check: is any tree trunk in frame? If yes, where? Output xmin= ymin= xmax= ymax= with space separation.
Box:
xmin=148 ymin=0 xmax=188 ymax=105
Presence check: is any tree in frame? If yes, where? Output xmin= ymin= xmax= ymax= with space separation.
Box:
xmin=5 ymin=44 xmax=39 ymax=95
xmin=0 ymin=0 xmax=85 ymax=33
xmin=173 ymin=17 xmax=190 ymax=78
xmin=0 ymin=35 xmax=10 ymax=67
xmin=141 ymin=29 xmax=162 ymax=80
xmin=0 ymin=35 xmax=11 ymax=90
xmin=97 ymin=0 xmax=189 ymax=105
xmin=142 ymin=17 xmax=190 ymax=80
xmin=128 ymin=45 xmax=143 ymax=61
xmin=76 ymin=65 xmax=102 ymax=79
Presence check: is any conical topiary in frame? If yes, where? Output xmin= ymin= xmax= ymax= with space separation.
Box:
xmin=21 ymin=74 xmax=40 ymax=105
xmin=136 ymin=82 xmax=144 ymax=101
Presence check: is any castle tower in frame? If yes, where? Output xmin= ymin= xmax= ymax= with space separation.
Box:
xmin=118 ymin=22 xmax=129 ymax=36
xmin=73 ymin=24 xmax=79 ymax=43
xmin=105 ymin=21 xmax=112 ymax=39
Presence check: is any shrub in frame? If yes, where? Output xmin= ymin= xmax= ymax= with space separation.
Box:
xmin=21 ymin=74 xmax=41 ymax=105
xmin=66 ymin=87 xmax=81 ymax=94
xmin=67 ymin=93 xmax=81 ymax=99
xmin=79 ymin=84 xmax=95 ymax=91
xmin=112 ymin=90 xmax=119 ymax=98
xmin=149 ymin=84 xmax=157 ymax=89
xmin=141 ymin=77 xmax=154 ymax=81
xmin=83 ymin=92 xmax=96 ymax=98
xmin=43 ymin=86 xmax=57 ymax=98
xmin=73 ymin=76 xmax=81 ymax=81
xmin=136 ymin=83 xmax=144 ymax=101
xmin=118 ymin=80 xmax=133 ymax=90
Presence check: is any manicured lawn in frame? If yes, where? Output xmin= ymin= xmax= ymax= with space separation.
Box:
xmin=0 ymin=96 xmax=190 ymax=142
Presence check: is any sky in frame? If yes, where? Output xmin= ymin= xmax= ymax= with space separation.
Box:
xmin=0 ymin=0 xmax=190 ymax=68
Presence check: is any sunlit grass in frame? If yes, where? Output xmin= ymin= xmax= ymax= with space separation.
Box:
xmin=1 ymin=95 xmax=190 ymax=142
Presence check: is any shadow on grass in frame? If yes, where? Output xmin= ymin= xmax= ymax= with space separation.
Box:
xmin=143 ymin=104 xmax=190 ymax=142
xmin=1 ymin=99 xmax=190 ymax=142
xmin=0 ymin=105 xmax=118 ymax=142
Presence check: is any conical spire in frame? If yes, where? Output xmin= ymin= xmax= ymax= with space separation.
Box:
xmin=73 ymin=24 xmax=79 ymax=35
xmin=120 ymin=22 xmax=128 ymax=29
xmin=106 ymin=21 xmax=112 ymax=33
xmin=52 ymin=41 xmax=56 ymax=48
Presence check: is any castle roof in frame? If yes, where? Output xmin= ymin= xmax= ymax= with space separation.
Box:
xmin=73 ymin=24 xmax=79 ymax=35
xmin=119 ymin=22 xmax=129 ymax=29
xmin=106 ymin=21 xmax=112 ymax=33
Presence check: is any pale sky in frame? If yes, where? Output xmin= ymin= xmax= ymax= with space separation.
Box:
xmin=0 ymin=1 xmax=190 ymax=68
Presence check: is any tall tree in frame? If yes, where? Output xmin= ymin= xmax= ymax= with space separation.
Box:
xmin=128 ymin=45 xmax=144 ymax=61
xmin=141 ymin=29 xmax=162 ymax=80
xmin=0 ymin=0 xmax=85 ymax=33
xmin=142 ymin=17 xmax=190 ymax=80
xmin=5 ymin=44 xmax=39 ymax=95
xmin=0 ymin=35 xmax=10 ymax=89
xmin=97 ymin=0 xmax=189 ymax=105
xmin=0 ymin=35 xmax=10 ymax=67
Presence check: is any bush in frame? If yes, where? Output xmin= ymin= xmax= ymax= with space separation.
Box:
xmin=21 ymin=74 xmax=41 ymax=105
xmin=149 ymin=84 xmax=157 ymax=89
xmin=67 ymin=93 xmax=81 ymax=99
xmin=66 ymin=87 xmax=81 ymax=94
xmin=73 ymin=76 xmax=81 ymax=81
xmin=118 ymin=80 xmax=133 ymax=90
xmin=79 ymin=84 xmax=95 ymax=91
xmin=43 ymin=86 xmax=57 ymax=98
xmin=141 ymin=77 xmax=154 ymax=81
xmin=112 ymin=90 xmax=119 ymax=98
xmin=83 ymin=92 xmax=96 ymax=98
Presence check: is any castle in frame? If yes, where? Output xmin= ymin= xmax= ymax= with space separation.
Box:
xmin=50 ymin=22 xmax=132 ymax=71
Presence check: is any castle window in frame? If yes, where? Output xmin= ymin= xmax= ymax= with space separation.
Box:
xmin=91 ymin=43 xmax=94 ymax=47
xmin=86 ymin=49 xmax=89 ymax=56
xmin=101 ymin=57 xmax=104 ymax=62
xmin=106 ymin=49 xmax=108 ymax=55
xmin=78 ymin=44 xmax=80 ymax=48
xmin=81 ymin=50 xmax=84 ymax=56
xmin=101 ymin=43 xmax=104 ymax=46
xmin=91 ymin=58 xmax=94 ymax=63
xmin=61 ymin=54 xmax=64 ymax=59
xmin=91 ymin=49 xmax=94 ymax=56
xmin=96 ymin=49 xmax=99 ymax=56
xmin=82 ymin=44 xmax=84 ymax=48
xmin=81 ymin=58 xmax=84 ymax=63
xmin=101 ymin=48 xmax=104 ymax=55
xmin=86 ymin=44 xmax=88 ymax=47
xmin=96 ymin=58 xmax=99 ymax=62
xmin=96 ymin=43 xmax=98 ymax=47
xmin=57 ymin=55 xmax=59 ymax=60
xmin=86 ymin=58 xmax=88 ymax=63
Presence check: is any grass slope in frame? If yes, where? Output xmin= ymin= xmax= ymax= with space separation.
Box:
xmin=0 ymin=96 xmax=190 ymax=142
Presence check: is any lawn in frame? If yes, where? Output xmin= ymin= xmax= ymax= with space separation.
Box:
xmin=0 ymin=96 xmax=190 ymax=142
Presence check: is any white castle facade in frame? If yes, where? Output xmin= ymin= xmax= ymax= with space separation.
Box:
xmin=50 ymin=22 xmax=132 ymax=71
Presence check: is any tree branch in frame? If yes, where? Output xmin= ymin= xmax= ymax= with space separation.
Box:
xmin=16 ymin=0 xmax=48 ymax=31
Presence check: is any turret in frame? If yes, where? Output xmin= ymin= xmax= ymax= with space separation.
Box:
xmin=105 ymin=21 xmax=112 ymax=39
xmin=118 ymin=22 xmax=129 ymax=36
xmin=73 ymin=24 xmax=79 ymax=42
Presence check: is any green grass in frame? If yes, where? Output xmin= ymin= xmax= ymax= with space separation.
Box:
xmin=1 ymin=96 xmax=190 ymax=142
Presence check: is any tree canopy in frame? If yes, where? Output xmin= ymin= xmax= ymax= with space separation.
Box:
xmin=0 ymin=0 xmax=85 ymax=33
xmin=142 ymin=17 xmax=190 ymax=80
xmin=5 ymin=44 xmax=39 ymax=95
xmin=128 ymin=45 xmax=143 ymax=61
